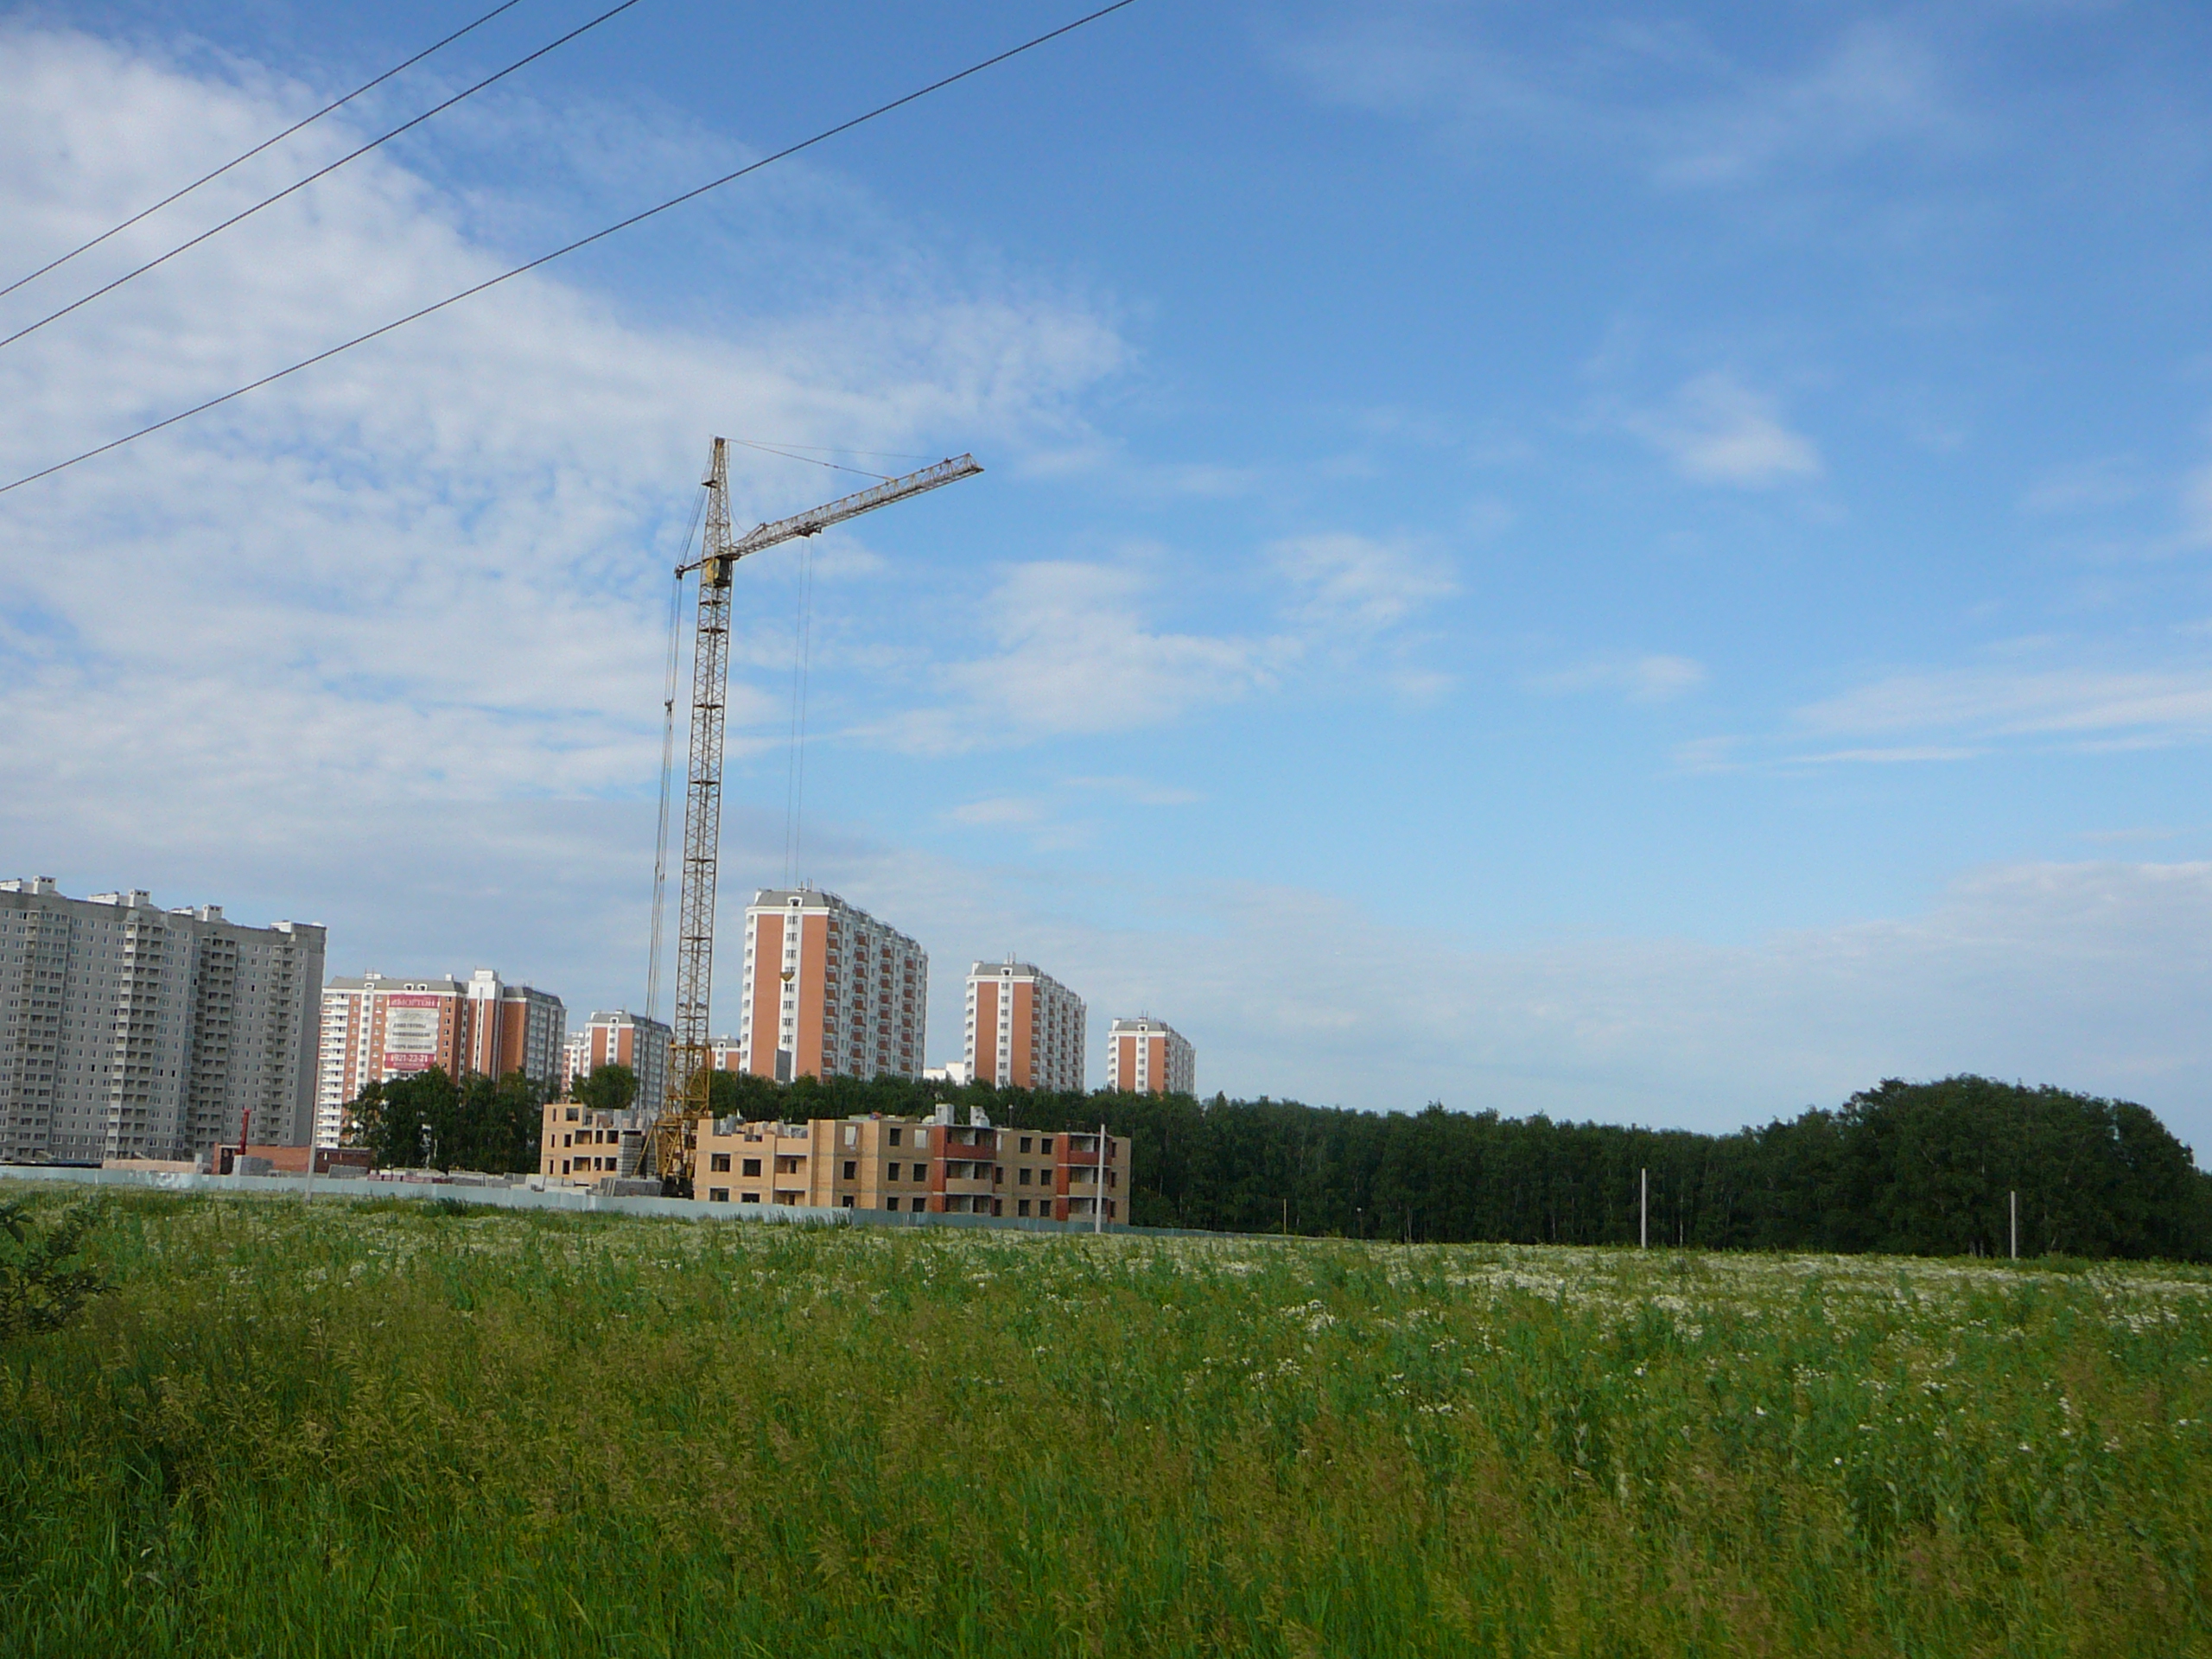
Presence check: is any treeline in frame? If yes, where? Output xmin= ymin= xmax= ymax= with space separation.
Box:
xmin=731 ymin=1071 xmax=2212 ymax=1261
xmin=349 ymin=1068 xmax=550 ymax=1174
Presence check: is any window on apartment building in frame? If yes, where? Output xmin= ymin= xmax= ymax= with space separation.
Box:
xmin=742 ymin=1158 xmax=760 ymax=1178
xmin=842 ymin=1194 xmax=855 ymax=1208
xmin=561 ymin=1160 xmax=570 ymax=1174
xmin=1017 ymin=1199 xmax=1030 ymax=1217
xmin=741 ymin=1192 xmax=760 ymax=1204
xmin=1020 ymin=1135 xmax=1033 ymax=1154
xmin=992 ymin=1199 xmax=1003 ymax=1217
xmin=709 ymin=1154 xmax=731 ymax=1173
xmin=887 ymin=1126 xmax=901 ymax=1146
xmin=886 ymin=1162 xmax=899 ymax=1182
xmin=1039 ymin=1137 xmax=1053 ymax=1154
xmin=842 ymin=1160 xmax=856 ymax=1181
xmin=994 ymin=1166 xmax=1005 ymax=1184
xmin=1018 ymin=1167 xmax=1032 ymax=1185
xmin=709 ymin=1188 xmax=728 ymax=1204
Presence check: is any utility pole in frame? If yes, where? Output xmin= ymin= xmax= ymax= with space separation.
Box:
xmin=1640 ymin=1167 xmax=1648 ymax=1250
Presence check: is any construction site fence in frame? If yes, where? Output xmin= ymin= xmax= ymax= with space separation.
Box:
xmin=0 ymin=1163 xmax=1230 ymax=1240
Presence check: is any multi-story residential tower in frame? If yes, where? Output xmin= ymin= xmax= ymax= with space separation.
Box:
xmin=736 ymin=888 xmax=926 ymax=1083
xmin=964 ymin=960 xmax=1085 ymax=1092
xmin=467 ymin=970 xmax=565 ymax=1091
xmin=565 ymin=1010 xmax=671 ymax=1116
xmin=676 ymin=1107 xmax=1131 ymax=1220
xmin=315 ymin=968 xmax=564 ymax=1145
xmin=0 ymin=878 xmax=325 ymax=1164
xmin=1105 ymin=1016 xmax=1195 ymax=1096
xmin=560 ymin=1031 xmax=590 ymax=1096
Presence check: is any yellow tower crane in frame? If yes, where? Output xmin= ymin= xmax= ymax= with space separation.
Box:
xmin=645 ymin=437 xmax=982 ymax=1191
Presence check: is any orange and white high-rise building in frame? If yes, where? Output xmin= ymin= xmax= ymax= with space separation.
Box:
xmin=1105 ymin=1016 xmax=1194 ymax=1096
xmin=315 ymin=969 xmax=563 ymax=1145
xmin=964 ymin=959 xmax=1085 ymax=1092
xmin=563 ymin=1009 xmax=671 ymax=1116
xmin=736 ymin=888 xmax=927 ymax=1083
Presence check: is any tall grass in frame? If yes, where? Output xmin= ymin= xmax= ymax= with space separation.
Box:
xmin=4 ymin=1183 xmax=2210 ymax=1656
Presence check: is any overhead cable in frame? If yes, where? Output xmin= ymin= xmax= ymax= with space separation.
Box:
xmin=0 ymin=0 xmax=1138 ymax=498
xmin=0 ymin=0 xmax=645 ymax=354
xmin=0 ymin=0 xmax=531 ymax=302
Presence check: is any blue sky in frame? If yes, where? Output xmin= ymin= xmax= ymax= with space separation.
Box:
xmin=3 ymin=0 xmax=2211 ymax=1143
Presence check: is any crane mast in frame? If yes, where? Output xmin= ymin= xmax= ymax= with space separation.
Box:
xmin=647 ymin=440 xmax=982 ymax=1191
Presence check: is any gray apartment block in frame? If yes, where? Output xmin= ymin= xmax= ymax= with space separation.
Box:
xmin=0 ymin=878 xmax=326 ymax=1164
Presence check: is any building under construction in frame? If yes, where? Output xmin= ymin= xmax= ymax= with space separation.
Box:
xmin=539 ymin=1100 xmax=1128 ymax=1221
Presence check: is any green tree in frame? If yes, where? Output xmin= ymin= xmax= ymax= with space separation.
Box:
xmin=349 ymin=1067 xmax=550 ymax=1173
xmin=575 ymin=1063 xmax=638 ymax=1116
xmin=540 ymin=1064 xmax=2211 ymax=1260
xmin=704 ymin=1066 xmax=782 ymax=1121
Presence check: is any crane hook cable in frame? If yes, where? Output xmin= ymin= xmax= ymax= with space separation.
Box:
xmin=643 ymin=479 xmax=706 ymax=1026
xmin=0 ymin=0 xmax=531 ymax=302
xmin=0 ymin=0 xmax=646 ymax=355
xmin=782 ymin=535 xmax=818 ymax=889
xmin=0 ymin=0 xmax=1141 ymax=498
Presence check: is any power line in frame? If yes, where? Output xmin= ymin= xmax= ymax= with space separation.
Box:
xmin=0 ymin=0 xmax=1137 ymax=499
xmin=0 ymin=0 xmax=645 ymax=354
xmin=0 ymin=0 xmax=531 ymax=302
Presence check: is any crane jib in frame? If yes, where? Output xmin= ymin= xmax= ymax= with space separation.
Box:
xmin=677 ymin=454 xmax=982 ymax=575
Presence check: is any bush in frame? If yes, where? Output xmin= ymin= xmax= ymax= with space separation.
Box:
xmin=0 ymin=1198 xmax=109 ymax=1341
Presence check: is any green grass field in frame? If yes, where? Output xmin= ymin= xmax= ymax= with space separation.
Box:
xmin=5 ymin=1184 xmax=2212 ymax=1656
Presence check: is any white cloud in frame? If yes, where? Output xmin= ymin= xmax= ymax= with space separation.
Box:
xmin=2183 ymin=463 xmax=2212 ymax=548
xmin=1629 ymin=373 xmax=1822 ymax=487
xmin=1800 ymin=664 xmax=2212 ymax=746
xmin=1270 ymin=532 xmax=1458 ymax=634
xmin=1277 ymin=12 xmax=1967 ymax=191
xmin=1064 ymin=775 xmax=1203 ymax=806
xmin=844 ymin=849 xmax=2212 ymax=1144
xmin=0 ymin=26 xmax=1128 ymax=844
xmin=945 ymin=796 xmax=1046 ymax=828
xmin=29 ymin=781 xmax=2212 ymax=1144
xmin=893 ymin=562 xmax=1290 ymax=749
xmin=866 ymin=531 xmax=1460 ymax=757
xmin=2019 ymin=456 xmax=2144 ymax=516
xmin=1650 ymin=24 xmax=1958 ymax=188
xmin=1536 ymin=653 xmax=1707 ymax=702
